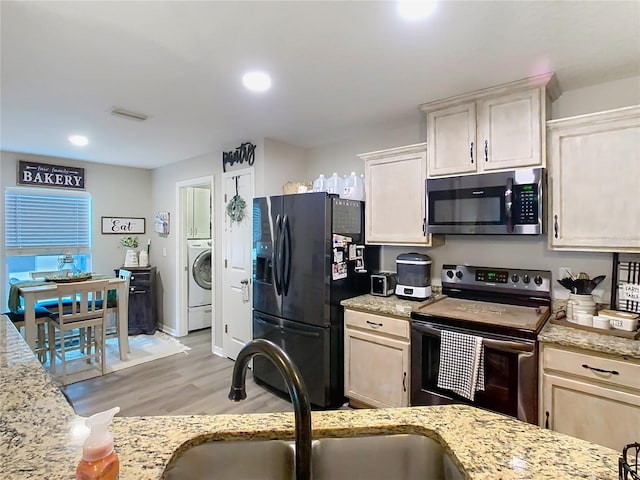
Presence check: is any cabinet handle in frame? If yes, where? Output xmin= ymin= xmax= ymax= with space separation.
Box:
xmin=581 ymin=364 xmax=619 ymax=375
xmin=545 ymin=411 xmax=550 ymax=429
xmin=422 ymin=217 xmax=426 ymax=236
xmin=554 ymin=215 xmax=559 ymax=239
xmin=366 ymin=320 xmax=383 ymax=327
xmin=402 ymin=372 xmax=407 ymax=392
xmin=470 ymin=142 xmax=474 ymax=164
xmin=484 ymin=140 xmax=488 ymax=162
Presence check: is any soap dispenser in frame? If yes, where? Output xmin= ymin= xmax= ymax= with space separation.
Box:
xmin=76 ymin=407 xmax=120 ymax=480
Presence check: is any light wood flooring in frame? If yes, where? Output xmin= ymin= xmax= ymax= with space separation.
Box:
xmin=62 ymin=329 xmax=301 ymax=417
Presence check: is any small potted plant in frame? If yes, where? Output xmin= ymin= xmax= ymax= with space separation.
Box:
xmin=120 ymin=236 xmax=139 ymax=267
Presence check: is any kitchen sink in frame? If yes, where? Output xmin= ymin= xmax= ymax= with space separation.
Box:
xmin=311 ymin=434 xmax=464 ymax=480
xmin=162 ymin=434 xmax=464 ymax=480
xmin=162 ymin=439 xmax=295 ymax=480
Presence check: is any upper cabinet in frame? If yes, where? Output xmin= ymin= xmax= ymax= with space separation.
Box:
xmin=359 ymin=143 xmax=443 ymax=247
xmin=420 ymin=73 xmax=560 ymax=178
xmin=547 ymin=105 xmax=640 ymax=253
xmin=187 ymin=186 xmax=211 ymax=239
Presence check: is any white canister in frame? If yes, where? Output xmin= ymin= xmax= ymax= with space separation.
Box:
xmin=566 ymin=293 xmax=596 ymax=323
xmin=138 ymin=250 xmax=149 ymax=267
xmin=124 ymin=249 xmax=139 ymax=267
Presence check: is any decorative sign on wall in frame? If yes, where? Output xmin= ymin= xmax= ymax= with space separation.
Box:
xmin=17 ymin=160 xmax=85 ymax=189
xmin=101 ymin=217 xmax=146 ymax=234
xmin=222 ymin=142 xmax=256 ymax=172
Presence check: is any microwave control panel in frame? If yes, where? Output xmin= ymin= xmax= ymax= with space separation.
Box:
xmin=512 ymin=184 xmax=539 ymax=224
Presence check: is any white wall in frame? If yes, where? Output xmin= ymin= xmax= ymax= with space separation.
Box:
xmin=303 ymin=75 xmax=640 ymax=304
xmin=552 ymin=76 xmax=640 ymax=119
xmin=0 ymin=151 xmax=152 ymax=309
xmin=263 ymin=138 xmax=308 ymax=196
xmin=150 ymin=151 xmax=222 ymax=337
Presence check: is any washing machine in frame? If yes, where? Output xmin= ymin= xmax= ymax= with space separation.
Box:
xmin=187 ymin=239 xmax=212 ymax=331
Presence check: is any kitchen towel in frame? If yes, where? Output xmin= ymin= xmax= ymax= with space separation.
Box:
xmin=437 ymin=330 xmax=485 ymax=401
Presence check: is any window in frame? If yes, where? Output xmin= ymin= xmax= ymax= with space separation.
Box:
xmin=4 ymin=187 xmax=92 ymax=284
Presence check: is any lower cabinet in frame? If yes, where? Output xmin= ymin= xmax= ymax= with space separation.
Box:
xmin=344 ymin=309 xmax=410 ymax=408
xmin=539 ymin=343 xmax=640 ymax=451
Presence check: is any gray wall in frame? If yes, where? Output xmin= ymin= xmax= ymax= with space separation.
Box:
xmin=0 ymin=151 xmax=152 ymax=310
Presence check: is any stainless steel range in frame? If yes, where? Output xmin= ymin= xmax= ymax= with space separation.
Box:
xmin=410 ymin=264 xmax=552 ymax=425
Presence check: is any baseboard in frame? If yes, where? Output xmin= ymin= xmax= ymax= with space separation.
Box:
xmin=158 ymin=325 xmax=179 ymax=337
xmin=213 ymin=345 xmax=224 ymax=357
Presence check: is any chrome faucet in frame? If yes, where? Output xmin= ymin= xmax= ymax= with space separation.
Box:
xmin=229 ymin=339 xmax=312 ymax=480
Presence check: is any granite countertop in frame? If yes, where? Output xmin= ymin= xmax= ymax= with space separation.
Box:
xmin=342 ymin=293 xmax=640 ymax=359
xmin=539 ymin=322 xmax=640 ymax=359
xmin=1 ymin=316 xmax=621 ymax=479
xmin=340 ymin=293 xmax=436 ymax=319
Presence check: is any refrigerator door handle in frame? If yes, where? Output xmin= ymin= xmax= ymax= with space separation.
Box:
xmin=283 ymin=214 xmax=292 ymax=295
xmin=274 ymin=214 xmax=283 ymax=295
xmin=254 ymin=315 xmax=321 ymax=338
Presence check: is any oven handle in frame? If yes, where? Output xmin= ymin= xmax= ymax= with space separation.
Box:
xmin=412 ymin=322 xmax=535 ymax=353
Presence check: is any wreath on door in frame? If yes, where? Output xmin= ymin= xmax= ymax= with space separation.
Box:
xmin=226 ymin=176 xmax=246 ymax=224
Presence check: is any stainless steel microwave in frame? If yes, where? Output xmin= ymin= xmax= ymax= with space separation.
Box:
xmin=426 ymin=168 xmax=545 ymax=235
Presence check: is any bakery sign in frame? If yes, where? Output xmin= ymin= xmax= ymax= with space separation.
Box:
xmin=17 ymin=160 xmax=85 ymax=190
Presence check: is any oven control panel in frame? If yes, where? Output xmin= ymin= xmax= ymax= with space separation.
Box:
xmin=442 ymin=264 xmax=551 ymax=295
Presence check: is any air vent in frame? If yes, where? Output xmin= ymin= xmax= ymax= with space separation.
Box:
xmin=110 ymin=107 xmax=149 ymax=122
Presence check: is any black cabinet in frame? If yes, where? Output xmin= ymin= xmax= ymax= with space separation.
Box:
xmin=121 ymin=266 xmax=157 ymax=335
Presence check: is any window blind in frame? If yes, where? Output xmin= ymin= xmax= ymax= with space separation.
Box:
xmin=5 ymin=187 xmax=92 ymax=254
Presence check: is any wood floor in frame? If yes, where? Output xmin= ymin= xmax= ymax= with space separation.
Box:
xmin=63 ymin=329 xmax=301 ymax=417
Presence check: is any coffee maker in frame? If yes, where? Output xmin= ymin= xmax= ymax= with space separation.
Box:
xmin=395 ymin=253 xmax=432 ymax=300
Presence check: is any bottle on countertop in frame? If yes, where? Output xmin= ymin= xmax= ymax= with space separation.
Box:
xmin=76 ymin=407 xmax=120 ymax=480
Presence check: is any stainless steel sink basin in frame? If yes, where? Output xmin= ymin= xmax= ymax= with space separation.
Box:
xmin=162 ymin=434 xmax=464 ymax=480
xmin=163 ymin=439 xmax=295 ymax=480
xmin=311 ymin=434 xmax=464 ymax=480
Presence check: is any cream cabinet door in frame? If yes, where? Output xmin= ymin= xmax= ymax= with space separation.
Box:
xmin=478 ymin=88 xmax=542 ymax=172
xmin=361 ymin=143 xmax=442 ymax=246
xmin=192 ymin=187 xmax=211 ymax=239
xmin=426 ymin=102 xmax=477 ymax=177
xmin=541 ymin=373 xmax=640 ymax=451
xmin=548 ymin=106 xmax=640 ymax=252
xmin=344 ymin=327 xmax=410 ymax=408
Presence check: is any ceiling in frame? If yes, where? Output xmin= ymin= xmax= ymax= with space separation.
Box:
xmin=1 ymin=1 xmax=639 ymax=169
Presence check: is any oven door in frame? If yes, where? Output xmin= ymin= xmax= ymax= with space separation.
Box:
xmin=410 ymin=319 xmax=538 ymax=424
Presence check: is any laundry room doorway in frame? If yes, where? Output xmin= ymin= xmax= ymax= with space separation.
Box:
xmin=175 ymin=176 xmax=213 ymax=339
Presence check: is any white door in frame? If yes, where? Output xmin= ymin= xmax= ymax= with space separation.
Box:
xmin=222 ymin=168 xmax=254 ymax=360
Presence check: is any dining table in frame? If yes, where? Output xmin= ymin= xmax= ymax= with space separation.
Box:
xmin=9 ymin=276 xmax=130 ymax=361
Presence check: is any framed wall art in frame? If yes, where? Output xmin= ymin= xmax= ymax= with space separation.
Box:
xmin=101 ymin=217 xmax=146 ymax=234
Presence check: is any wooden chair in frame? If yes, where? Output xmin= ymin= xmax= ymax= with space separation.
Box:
xmin=4 ymin=306 xmax=52 ymax=363
xmin=48 ymin=280 xmax=109 ymax=385
xmin=105 ymin=269 xmax=131 ymax=346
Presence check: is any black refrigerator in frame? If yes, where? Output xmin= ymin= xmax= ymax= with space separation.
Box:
xmin=252 ymin=192 xmax=376 ymax=408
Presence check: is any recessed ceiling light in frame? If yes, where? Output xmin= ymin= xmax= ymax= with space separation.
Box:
xmin=68 ymin=135 xmax=89 ymax=147
xmin=397 ymin=0 xmax=437 ymax=20
xmin=242 ymin=71 xmax=272 ymax=92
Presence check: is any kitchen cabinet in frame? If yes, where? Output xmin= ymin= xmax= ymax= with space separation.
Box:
xmin=124 ymin=266 xmax=157 ymax=335
xmin=187 ymin=186 xmax=211 ymax=239
xmin=344 ymin=309 xmax=410 ymax=408
xmin=547 ymin=105 xmax=640 ymax=253
xmin=539 ymin=343 xmax=640 ymax=451
xmin=358 ymin=143 xmax=444 ymax=247
xmin=420 ymin=73 xmax=559 ymax=177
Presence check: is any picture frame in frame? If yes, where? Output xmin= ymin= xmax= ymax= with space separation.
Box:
xmin=101 ymin=217 xmax=146 ymax=234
